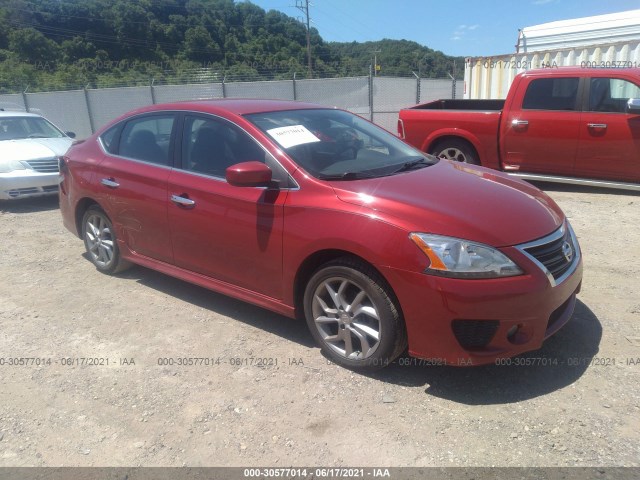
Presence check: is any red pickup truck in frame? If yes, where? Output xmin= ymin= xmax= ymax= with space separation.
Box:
xmin=398 ymin=67 xmax=640 ymax=190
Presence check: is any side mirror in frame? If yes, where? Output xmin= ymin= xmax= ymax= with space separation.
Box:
xmin=226 ymin=161 xmax=273 ymax=187
xmin=626 ymin=98 xmax=640 ymax=113
xmin=65 ymin=131 xmax=76 ymax=138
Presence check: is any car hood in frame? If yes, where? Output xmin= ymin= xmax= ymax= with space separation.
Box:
xmin=0 ymin=138 xmax=72 ymax=162
xmin=330 ymin=160 xmax=564 ymax=247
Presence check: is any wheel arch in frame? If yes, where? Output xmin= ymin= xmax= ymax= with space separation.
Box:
xmin=428 ymin=135 xmax=481 ymax=164
xmin=292 ymin=249 xmax=403 ymax=321
xmin=74 ymin=197 xmax=102 ymax=238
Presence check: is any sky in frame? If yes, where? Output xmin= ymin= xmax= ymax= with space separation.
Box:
xmin=248 ymin=0 xmax=640 ymax=57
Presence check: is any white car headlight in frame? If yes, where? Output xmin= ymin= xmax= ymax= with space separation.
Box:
xmin=0 ymin=160 xmax=27 ymax=173
xmin=409 ymin=232 xmax=523 ymax=279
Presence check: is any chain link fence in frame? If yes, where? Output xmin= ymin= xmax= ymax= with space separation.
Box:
xmin=0 ymin=74 xmax=462 ymax=139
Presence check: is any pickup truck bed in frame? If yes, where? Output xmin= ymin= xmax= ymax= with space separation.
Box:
xmin=408 ymin=99 xmax=505 ymax=111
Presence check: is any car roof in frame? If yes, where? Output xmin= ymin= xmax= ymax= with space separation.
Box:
xmin=0 ymin=110 xmax=43 ymax=118
xmin=124 ymin=99 xmax=332 ymax=118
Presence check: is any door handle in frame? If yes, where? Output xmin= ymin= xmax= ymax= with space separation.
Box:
xmin=171 ymin=194 xmax=196 ymax=208
xmin=100 ymin=178 xmax=120 ymax=188
xmin=511 ymin=119 xmax=529 ymax=128
xmin=587 ymin=123 xmax=607 ymax=129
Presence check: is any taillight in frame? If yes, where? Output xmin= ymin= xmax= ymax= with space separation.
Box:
xmin=58 ymin=156 xmax=68 ymax=195
xmin=397 ymin=118 xmax=405 ymax=139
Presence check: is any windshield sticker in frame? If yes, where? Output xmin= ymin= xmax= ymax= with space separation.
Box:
xmin=266 ymin=125 xmax=320 ymax=149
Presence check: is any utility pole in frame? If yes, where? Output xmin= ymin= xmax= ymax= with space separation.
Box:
xmin=371 ymin=49 xmax=381 ymax=76
xmin=295 ymin=0 xmax=312 ymax=78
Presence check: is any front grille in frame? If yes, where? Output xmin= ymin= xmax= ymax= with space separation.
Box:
xmin=521 ymin=225 xmax=577 ymax=282
xmin=452 ymin=320 xmax=499 ymax=349
xmin=6 ymin=186 xmax=58 ymax=198
xmin=8 ymin=187 xmax=40 ymax=198
xmin=23 ymin=158 xmax=59 ymax=173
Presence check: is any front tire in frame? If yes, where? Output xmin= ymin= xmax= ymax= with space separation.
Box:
xmin=82 ymin=207 xmax=130 ymax=274
xmin=303 ymin=258 xmax=406 ymax=371
xmin=431 ymin=139 xmax=479 ymax=165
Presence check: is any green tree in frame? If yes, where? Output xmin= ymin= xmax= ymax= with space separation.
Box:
xmin=9 ymin=27 xmax=60 ymax=64
xmin=183 ymin=25 xmax=222 ymax=63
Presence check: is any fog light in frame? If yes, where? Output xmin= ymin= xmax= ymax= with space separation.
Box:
xmin=507 ymin=324 xmax=531 ymax=345
xmin=507 ymin=325 xmax=519 ymax=338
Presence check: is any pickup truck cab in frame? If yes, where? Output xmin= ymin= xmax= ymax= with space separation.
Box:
xmin=398 ymin=67 xmax=640 ymax=190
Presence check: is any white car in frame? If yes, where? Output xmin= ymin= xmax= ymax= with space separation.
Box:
xmin=0 ymin=111 xmax=75 ymax=200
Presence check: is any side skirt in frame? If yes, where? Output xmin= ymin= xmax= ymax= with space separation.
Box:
xmin=508 ymin=172 xmax=640 ymax=192
xmin=119 ymin=242 xmax=296 ymax=319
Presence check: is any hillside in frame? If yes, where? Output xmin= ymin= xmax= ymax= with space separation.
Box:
xmin=0 ymin=0 xmax=464 ymax=93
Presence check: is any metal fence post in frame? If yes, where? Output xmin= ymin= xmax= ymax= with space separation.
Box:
xmin=292 ymin=72 xmax=297 ymax=101
xmin=448 ymin=73 xmax=456 ymax=99
xmin=150 ymin=78 xmax=157 ymax=104
xmin=412 ymin=71 xmax=420 ymax=104
xmin=83 ymin=85 xmax=96 ymax=134
xmin=368 ymin=66 xmax=374 ymax=122
xmin=22 ymin=87 xmax=30 ymax=112
xmin=222 ymin=76 xmax=227 ymax=98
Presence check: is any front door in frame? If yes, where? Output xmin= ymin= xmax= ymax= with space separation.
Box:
xmin=501 ymin=76 xmax=581 ymax=176
xmin=168 ymin=114 xmax=289 ymax=300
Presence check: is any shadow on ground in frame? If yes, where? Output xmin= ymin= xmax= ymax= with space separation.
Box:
xmin=112 ymin=262 xmax=316 ymax=349
xmin=89 ymin=258 xmax=601 ymax=405
xmin=0 ymin=195 xmax=60 ymax=213
xmin=371 ymin=300 xmax=602 ymax=404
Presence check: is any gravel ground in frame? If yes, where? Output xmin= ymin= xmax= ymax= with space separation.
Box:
xmin=0 ymin=183 xmax=638 ymax=468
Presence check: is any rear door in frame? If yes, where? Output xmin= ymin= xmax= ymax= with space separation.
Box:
xmin=576 ymin=75 xmax=640 ymax=182
xmin=501 ymin=76 xmax=581 ymax=176
xmin=167 ymin=114 xmax=291 ymax=299
xmin=97 ymin=113 xmax=176 ymax=263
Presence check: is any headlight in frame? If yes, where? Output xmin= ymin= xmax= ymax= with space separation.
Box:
xmin=409 ymin=232 xmax=523 ymax=279
xmin=0 ymin=160 xmax=27 ymax=173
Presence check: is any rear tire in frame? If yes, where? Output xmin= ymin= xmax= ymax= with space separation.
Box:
xmin=431 ymin=139 xmax=479 ymax=165
xmin=303 ymin=257 xmax=407 ymax=371
xmin=81 ymin=206 xmax=130 ymax=274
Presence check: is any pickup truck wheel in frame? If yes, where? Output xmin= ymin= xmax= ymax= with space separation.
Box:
xmin=431 ymin=140 xmax=479 ymax=165
xmin=303 ymin=258 xmax=407 ymax=371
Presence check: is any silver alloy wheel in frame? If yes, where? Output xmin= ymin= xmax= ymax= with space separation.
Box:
xmin=85 ymin=214 xmax=115 ymax=268
xmin=438 ymin=147 xmax=467 ymax=162
xmin=311 ymin=277 xmax=381 ymax=360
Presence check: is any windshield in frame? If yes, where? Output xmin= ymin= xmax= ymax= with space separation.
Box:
xmin=0 ymin=116 xmax=65 ymax=141
xmin=245 ymin=109 xmax=437 ymax=180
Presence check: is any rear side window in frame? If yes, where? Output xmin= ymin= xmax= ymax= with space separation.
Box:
xmin=588 ymin=78 xmax=640 ymax=113
xmin=522 ymin=78 xmax=579 ymax=111
xmin=100 ymin=125 xmax=119 ymax=154
xmin=118 ymin=115 xmax=175 ymax=165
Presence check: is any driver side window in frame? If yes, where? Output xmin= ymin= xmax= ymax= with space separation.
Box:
xmin=181 ymin=115 xmax=295 ymax=187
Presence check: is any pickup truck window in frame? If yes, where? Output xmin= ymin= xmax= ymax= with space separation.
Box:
xmin=522 ymin=77 xmax=579 ymax=111
xmin=588 ymin=78 xmax=640 ymax=113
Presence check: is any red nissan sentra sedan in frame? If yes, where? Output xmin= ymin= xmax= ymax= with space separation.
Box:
xmin=59 ymin=99 xmax=583 ymax=370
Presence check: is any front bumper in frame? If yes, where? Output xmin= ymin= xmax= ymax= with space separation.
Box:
xmin=380 ymin=241 xmax=583 ymax=366
xmin=0 ymin=171 xmax=60 ymax=200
